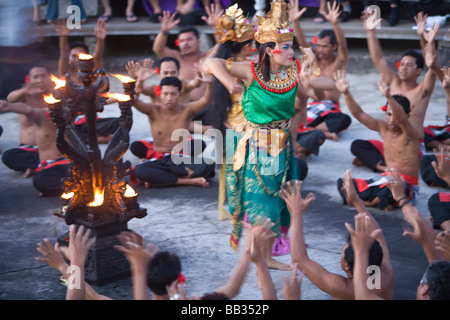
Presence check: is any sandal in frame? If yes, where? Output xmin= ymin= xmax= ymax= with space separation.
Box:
xmin=99 ymin=14 xmax=112 ymax=22
xmin=314 ymin=13 xmax=326 ymax=24
xmin=126 ymin=15 xmax=138 ymax=23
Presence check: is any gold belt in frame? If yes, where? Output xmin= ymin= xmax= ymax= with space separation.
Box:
xmin=233 ymin=120 xmax=291 ymax=171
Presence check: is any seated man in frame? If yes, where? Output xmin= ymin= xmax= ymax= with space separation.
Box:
xmin=334 ymin=70 xmax=420 ymax=210
xmin=290 ymin=1 xmax=352 ymax=141
xmin=2 ymin=66 xmax=50 ymax=177
xmin=0 ymin=98 xmax=69 ymax=197
xmin=126 ymin=56 xmax=202 ymax=105
xmin=130 ymin=76 xmax=215 ymax=188
xmin=351 ymin=13 xmax=438 ymax=172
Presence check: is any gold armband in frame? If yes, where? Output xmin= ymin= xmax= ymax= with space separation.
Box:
xmin=225 ymin=58 xmax=235 ymax=73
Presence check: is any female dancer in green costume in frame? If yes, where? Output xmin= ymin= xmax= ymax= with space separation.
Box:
xmin=205 ymin=0 xmax=333 ymax=270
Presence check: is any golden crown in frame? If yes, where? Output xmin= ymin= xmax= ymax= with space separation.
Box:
xmin=215 ymin=4 xmax=255 ymax=43
xmin=254 ymin=0 xmax=294 ymax=44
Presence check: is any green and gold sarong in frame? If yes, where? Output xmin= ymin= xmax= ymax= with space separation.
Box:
xmin=229 ymin=60 xmax=301 ymax=251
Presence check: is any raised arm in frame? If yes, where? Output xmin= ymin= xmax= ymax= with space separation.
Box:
xmin=55 ymin=20 xmax=71 ymax=76
xmin=444 ymin=66 xmax=450 ymax=118
xmin=114 ymin=231 xmax=160 ymax=300
xmin=361 ymin=10 xmax=397 ymax=81
xmin=152 ymin=11 xmax=181 ymax=59
xmin=204 ymin=57 xmax=254 ymax=87
xmin=282 ymin=180 xmax=354 ymax=299
xmin=133 ymin=98 xmax=157 ymax=116
xmin=36 ymin=238 xmax=110 ymax=300
xmin=59 ymin=225 xmax=96 ymax=300
xmin=249 ymin=220 xmax=278 ymax=300
xmin=345 ymin=214 xmax=384 ymax=300
xmin=288 ymin=0 xmax=309 ymax=48
xmin=93 ymin=19 xmax=107 ymax=71
xmin=186 ymin=74 xmax=212 ymax=115
xmin=342 ymin=169 xmax=394 ymax=297
xmin=0 ymin=100 xmax=43 ymax=123
xmin=333 ymin=70 xmax=383 ymax=132
xmin=431 ymin=145 xmax=450 ymax=188
xmin=377 ymin=76 xmax=420 ymax=140
xmin=387 ymin=168 xmax=443 ymax=263
xmin=323 ymin=1 xmax=348 ymax=69
xmin=214 ymin=234 xmax=252 ymax=299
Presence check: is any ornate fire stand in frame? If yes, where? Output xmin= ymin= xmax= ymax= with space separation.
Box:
xmin=45 ymin=53 xmax=147 ymax=285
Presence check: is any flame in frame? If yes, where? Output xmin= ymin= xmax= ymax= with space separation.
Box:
xmin=101 ymin=92 xmax=131 ymax=102
xmin=124 ymin=184 xmax=137 ymax=198
xmin=78 ymin=53 xmax=93 ymax=60
xmin=61 ymin=192 xmax=74 ymax=200
xmin=112 ymin=73 xmax=135 ymax=83
xmin=50 ymin=74 xmax=66 ymax=89
xmin=43 ymin=93 xmax=61 ymax=104
xmin=88 ymin=187 xmax=105 ymax=207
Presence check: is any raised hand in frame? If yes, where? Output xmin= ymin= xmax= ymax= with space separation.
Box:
xmin=320 ymin=1 xmax=342 ymax=25
xmin=385 ymin=167 xmax=408 ymax=201
xmin=159 ymin=10 xmax=180 ymax=34
xmin=136 ymin=58 xmax=156 ymax=81
xmin=340 ymin=169 xmax=360 ymax=206
xmin=283 ymin=263 xmax=303 ymax=300
xmin=280 ymin=180 xmax=315 ymax=218
xmin=201 ymin=3 xmax=224 ymax=27
xmin=332 ymin=69 xmax=350 ymax=94
xmin=361 ymin=9 xmax=383 ymax=31
xmin=114 ymin=231 xmax=159 ymax=270
xmin=0 ymin=100 xmax=10 ymax=112
xmin=95 ymin=19 xmax=107 ymax=40
xmin=423 ymin=23 xmax=440 ymax=44
xmin=126 ymin=60 xmax=139 ymax=79
xmin=431 ymin=145 xmax=450 ymax=183
xmin=55 ymin=19 xmax=70 ymax=37
xmin=288 ymin=0 xmax=307 ymax=22
xmin=376 ymin=74 xmax=392 ymax=98
xmin=249 ymin=218 xmax=276 ymax=263
xmin=414 ymin=11 xmax=428 ymax=37
xmin=59 ymin=225 xmax=96 ymax=264
xmin=434 ymin=230 xmax=450 ymax=261
xmin=35 ymin=238 xmax=68 ymax=275
xmin=345 ymin=213 xmax=380 ymax=254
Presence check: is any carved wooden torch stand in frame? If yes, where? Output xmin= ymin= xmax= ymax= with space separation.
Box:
xmin=45 ymin=53 xmax=147 ymax=285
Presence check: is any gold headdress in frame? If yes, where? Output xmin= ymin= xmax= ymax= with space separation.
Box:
xmin=215 ymin=4 xmax=255 ymax=43
xmin=254 ymin=0 xmax=294 ymax=44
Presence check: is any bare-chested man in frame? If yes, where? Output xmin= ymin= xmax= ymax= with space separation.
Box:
xmin=351 ymin=11 xmax=437 ymax=172
xmin=152 ymin=11 xmax=220 ymax=133
xmin=0 ymin=92 xmax=69 ymax=197
xmin=2 ymin=66 xmax=53 ymax=177
xmin=334 ymin=70 xmax=420 ymax=210
xmin=290 ymin=0 xmax=351 ymax=141
xmin=130 ymin=76 xmax=215 ymax=188
xmin=126 ymin=56 xmax=202 ymax=105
